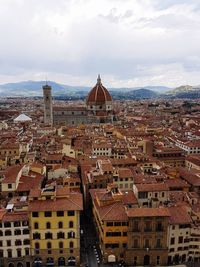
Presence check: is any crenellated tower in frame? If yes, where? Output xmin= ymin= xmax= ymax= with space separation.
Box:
xmin=43 ymin=84 xmax=53 ymax=125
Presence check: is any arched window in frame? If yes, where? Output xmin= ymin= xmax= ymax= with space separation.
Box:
xmin=59 ymin=242 xmax=63 ymax=249
xmin=69 ymin=241 xmax=74 ymax=248
xmin=58 ymin=222 xmax=63 ymax=229
xmin=47 ymin=242 xmax=51 ymax=249
xmin=35 ymin=243 xmax=40 ymax=249
xmin=34 ymin=222 xmax=39 ymax=229
xmin=58 ymin=257 xmax=65 ymax=267
xmin=46 ymin=222 xmax=51 ymax=229
xmin=69 ymin=221 xmax=73 ymax=228
xmin=33 ymin=233 xmax=41 ymax=239
xmin=68 ymin=231 xmax=75 ymax=239
xmin=45 ymin=232 xmax=52 ymax=239
xmin=57 ymin=232 xmax=65 ymax=239
xmin=8 ymin=263 xmax=14 ymax=267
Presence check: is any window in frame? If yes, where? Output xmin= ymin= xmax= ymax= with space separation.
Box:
xmin=179 ymin=236 xmax=183 ymax=243
xmin=114 ymin=222 xmax=121 ymax=226
xmin=45 ymin=232 xmax=53 ymax=239
xmin=144 ymin=221 xmax=152 ymax=232
xmin=69 ymin=241 xmax=74 ymax=248
xmin=24 ymin=239 xmax=30 ymax=245
xmin=156 ymin=239 xmax=161 ymax=248
xmin=107 ymin=222 xmax=113 ymax=226
xmin=59 ymin=242 xmax=63 ymax=249
xmin=23 ymin=229 xmax=29 ymax=235
xmin=69 ymin=221 xmax=73 ymax=228
xmin=0 ymin=231 xmax=2 ymax=236
xmin=32 ymin=212 xmax=38 ymax=217
xmin=68 ymin=211 xmax=75 ymax=216
xmin=22 ymin=221 xmax=28 ymax=226
xmin=5 ymin=230 xmax=12 ymax=236
xmin=17 ymin=249 xmax=22 ymax=257
xmin=138 ymin=192 xmax=148 ymax=199
xmin=8 ymin=184 xmax=12 ymax=189
xmin=4 ymin=222 xmax=11 ymax=228
xmin=106 ymin=232 xmax=121 ymax=237
xmin=157 ymin=256 xmax=160 ymax=265
xmin=156 ymin=222 xmax=163 ymax=231
xmin=47 ymin=242 xmax=52 ymax=249
xmin=57 ymin=211 xmax=64 ymax=217
xmin=134 ymin=256 xmax=137 ymax=265
xmin=14 ymin=229 xmax=21 ymax=235
xmin=170 ymin=237 xmax=175 ymax=245
xmin=68 ymin=231 xmax=75 ymax=238
xmin=46 ymin=222 xmax=51 ymax=229
xmin=35 ymin=243 xmax=40 ymax=249
xmin=25 ymin=248 xmax=29 ymax=256
xmin=15 ymin=240 xmax=22 ymax=246
xmin=133 ymin=221 xmax=139 ymax=232
xmin=14 ymin=221 xmax=20 ymax=227
xmin=57 ymin=232 xmax=65 ymax=239
xmin=144 ymin=239 xmax=150 ymax=248
xmin=7 ymin=240 xmax=11 ymax=246
xmin=7 ymin=250 xmax=12 ymax=258
xmin=0 ymin=250 xmax=3 ymax=258
xmin=33 ymin=233 xmax=41 ymax=240
xmin=34 ymin=222 xmax=39 ymax=229
xmin=133 ymin=239 xmax=139 ymax=248
xmin=45 ymin=211 xmax=52 ymax=217
xmin=58 ymin=222 xmax=63 ymax=229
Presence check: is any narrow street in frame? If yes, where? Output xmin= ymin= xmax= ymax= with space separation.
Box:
xmin=80 ymin=213 xmax=124 ymax=267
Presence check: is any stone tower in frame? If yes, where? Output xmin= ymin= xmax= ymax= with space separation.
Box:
xmin=43 ymin=84 xmax=53 ymax=125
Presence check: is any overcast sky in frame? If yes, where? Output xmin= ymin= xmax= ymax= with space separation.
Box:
xmin=0 ymin=0 xmax=200 ymax=88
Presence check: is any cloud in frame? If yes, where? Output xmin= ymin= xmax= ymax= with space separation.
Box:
xmin=0 ymin=0 xmax=200 ymax=87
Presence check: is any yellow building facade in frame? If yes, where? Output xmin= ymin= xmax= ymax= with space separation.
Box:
xmin=29 ymin=186 xmax=83 ymax=266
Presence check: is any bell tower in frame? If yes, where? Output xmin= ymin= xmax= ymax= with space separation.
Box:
xmin=43 ymin=84 xmax=53 ymax=125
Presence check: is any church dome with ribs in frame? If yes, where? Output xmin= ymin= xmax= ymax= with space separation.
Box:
xmin=86 ymin=75 xmax=112 ymax=104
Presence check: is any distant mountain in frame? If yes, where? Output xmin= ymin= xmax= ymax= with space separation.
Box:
xmin=110 ymin=88 xmax=158 ymax=100
xmin=0 ymin=81 xmax=90 ymax=97
xmin=0 ymin=80 xmax=171 ymax=98
xmin=166 ymin=85 xmax=200 ymax=99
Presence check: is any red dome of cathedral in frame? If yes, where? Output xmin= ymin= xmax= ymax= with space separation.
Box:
xmin=86 ymin=75 xmax=112 ymax=104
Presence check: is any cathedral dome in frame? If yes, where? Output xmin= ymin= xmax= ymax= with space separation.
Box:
xmin=86 ymin=75 xmax=112 ymax=105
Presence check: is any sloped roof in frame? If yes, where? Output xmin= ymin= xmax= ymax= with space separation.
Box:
xmin=14 ymin=113 xmax=32 ymax=122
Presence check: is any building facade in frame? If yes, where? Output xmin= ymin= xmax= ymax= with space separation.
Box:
xmin=43 ymin=75 xmax=114 ymax=126
xmin=28 ymin=185 xmax=83 ymax=267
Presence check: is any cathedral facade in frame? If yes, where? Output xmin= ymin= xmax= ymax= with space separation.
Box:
xmin=43 ymin=75 xmax=114 ymax=125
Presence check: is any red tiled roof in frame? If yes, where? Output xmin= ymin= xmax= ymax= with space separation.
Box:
xmin=86 ymin=77 xmax=112 ymax=104
xmin=3 ymin=165 xmax=24 ymax=183
xmin=2 ymin=212 xmax=28 ymax=222
xmin=127 ymin=207 xmax=170 ymax=217
xmin=135 ymin=183 xmax=169 ymax=192
xmin=168 ymin=206 xmax=192 ymax=225
xmin=28 ymin=193 xmax=83 ymax=212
